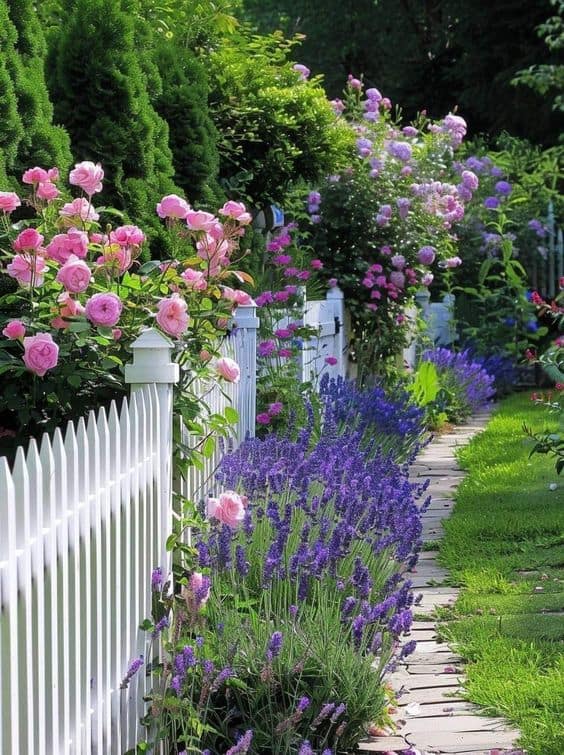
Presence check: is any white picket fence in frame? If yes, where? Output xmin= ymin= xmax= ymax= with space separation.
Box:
xmin=0 ymin=294 xmax=347 ymax=754
xmin=301 ymin=287 xmax=346 ymax=385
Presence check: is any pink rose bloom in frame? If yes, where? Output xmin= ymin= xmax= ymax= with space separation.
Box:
xmin=7 ymin=253 xmax=47 ymax=286
xmin=445 ymin=256 xmax=462 ymax=268
xmin=207 ymin=491 xmax=246 ymax=527
xmin=56 ymin=255 xmax=91 ymax=293
xmin=22 ymin=167 xmax=49 ymax=184
xmin=325 ymin=356 xmax=338 ymax=366
xmin=222 ymin=286 xmax=253 ymax=306
xmin=0 ymin=191 xmax=21 ymax=213
xmin=96 ymin=245 xmax=132 ymax=274
xmin=181 ymin=268 xmax=207 ymax=291
xmin=156 ymin=194 xmax=190 ymax=219
xmin=85 ymin=292 xmax=123 ymax=327
xmin=348 ymin=75 xmax=362 ymax=90
xmin=293 ymin=63 xmax=310 ymax=80
xmin=46 ymin=228 xmax=89 ymax=263
xmin=156 ymin=294 xmax=189 ymax=338
xmin=22 ymin=333 xmax=59 ymax=376
xmin=2 ymin=320 xmax=26 ymax=339
xmin=112 ymin=328 xmax=122 ymax=340
xmin=60 ymin=198 xmax=99 ymax=223
xmin=215 ymin=356 xmax=240 ymax=383
xmin=13 ymin=228 xmax=44 ymax=252
xmin=219 ymin=201 xmax=252 ymax=225
xmin=421 ymin=272 xmax=434 ymax=286
xmin=51 ymin=293 xmax=85 ymax=329
xmin=389 ymin=271 xmax=405 ymax=289
xmin=110 ymin=224 xmax=145 ymax=247
xmin=47 ymin=168 xmax=59 ymax=182
xmin=311 ymin=259 xmax=323 ymax=270
xmin=185 ymin=210 xmax=217 ymax=232
xmin=257 ymin=412 xmax=271 ymax=425
xmin=69 ymin=161 xmax=104 ymax=195
xmin=36 ymin=181 xmax=60 ymax=202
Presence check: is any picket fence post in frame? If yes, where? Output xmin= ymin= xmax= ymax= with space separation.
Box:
xmin=326 ymin=285 xmax=346 ymax=377
xmin=232 ymin=302 xmax=259 ymax=441
xmin=125 ymin=328 xmax=179 ymax=569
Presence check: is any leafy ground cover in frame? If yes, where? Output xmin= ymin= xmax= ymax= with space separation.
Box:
xmin=439 ymin=393 xmax=564 ymax=755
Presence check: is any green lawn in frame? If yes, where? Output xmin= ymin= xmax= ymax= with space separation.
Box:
xmin=438 ymin=393 xmax=564 ymax=755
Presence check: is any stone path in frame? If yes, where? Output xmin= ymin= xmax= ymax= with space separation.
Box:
xmin=359 ymin=409 xmax=524 ymax=755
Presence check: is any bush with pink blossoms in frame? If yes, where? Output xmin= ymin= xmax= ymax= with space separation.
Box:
xmin=303 ymin=77 xmax=478 ymax=379
xmin=0 ymin=162 xmax=253 ymax=454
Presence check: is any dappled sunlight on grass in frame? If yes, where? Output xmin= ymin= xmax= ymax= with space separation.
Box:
xmin=439 ymin=393 xmax=564 ymax=755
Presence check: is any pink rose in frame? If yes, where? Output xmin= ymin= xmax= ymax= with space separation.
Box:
xmin=96 ymin=245 xmax=132 ymax=274
xmin=445 ymin=256 xmax=462 ymax=268
xmin=185 ymin=210 xmax=217 ymax=232
xmin=22 ymin=167 xmax=49 ymax=184
xmin=69 ymin=161 xmax=104 ymax=195
xmin=156 ymin=194 xmax=190 ymax=219
xmin=2 ymin=320 xmax=26 ymax=339
xmin=221 ymin=286 xmax=253 ymax=305
xmin=85 ymin=292 xmax=123 ymax=327
xmin=257 ymin=412 xmax=271 ymax=425
xmin=36 ymin=181 xmax=60 ymax=202
xmin=181 ymin=268 xmax=207 ymax=291
xmin=46 ymin=228 xmax=89 ymax=263
xmin=56 ymin=255 xmax=92 ymax=293
xmin=219 ymin=201 xmax=252 ymax=224
xmin=13 ymin=228 xmax=44 ymax=252
xmin=110 ymin=225 xmax=145 ymax=247
xmin=156 ymin=294 xmax=189 ymax=338
xmin=215 ymin=356 xmax=240 ymax=383
xmin=311 ymin=259 xmax=323 ymax=270
xmin=59 ymin=198 xmax=99 ymax=223
xmin=22 ymin=333 xmax=59 ymax=376
xmin=7 ymin=253 xmax=47 ymax=286
xmin=51 ymin=292 xmax=85 ymax=329
xmin=0 ymin=192 xmax=21 ymax=213
xmin=206 ymin=491 xmax=246 ymax=528
xmin=47 ymin=168 xmax=59 ymax=182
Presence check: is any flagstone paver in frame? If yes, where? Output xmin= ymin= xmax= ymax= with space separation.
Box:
xmin=360 ymin=408 xmax=524 ymax=755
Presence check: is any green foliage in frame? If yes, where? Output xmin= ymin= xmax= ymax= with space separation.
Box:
xmin=6 ymin=0 xmax=72 ymax=174
xmin=208 ymin=29 xmax=354 ymax=206
xmin=48 ymin=0 xmax=178 ymax=256
xmin=408 ymin=360 xmax=448 ymax=429
xmin=440 ymin=394 xmax=564 ymax=755
xmin=241 ymin=0 xmax=562 ymax=146
xmin=155 ymin=43 xmax=221 ymax=206
xmin=512 ymin=0 xmax=564 ymax=113
xmin=0 ymin=1 xmax=24 ymax=174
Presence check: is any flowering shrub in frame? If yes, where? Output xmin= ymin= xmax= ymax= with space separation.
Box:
xmin=0 ymin=161 xmax=253 ymax=453
xmin=305 ymin=78 xmax=474 ymax=374
xmin=251 ymin=223 xmax=333 ymax=434
xmin=136 ymin=378 xmax=428 ymax=753
xmin=420 ymin=347 xmax=495 ymax=422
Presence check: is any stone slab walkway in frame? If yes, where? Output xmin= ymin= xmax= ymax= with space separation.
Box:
xmin=359 ymin=409 xmax=524 ymax=755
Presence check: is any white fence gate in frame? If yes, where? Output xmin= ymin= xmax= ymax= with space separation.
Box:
xmin=301 ymin=286 xmax=346 ymax=386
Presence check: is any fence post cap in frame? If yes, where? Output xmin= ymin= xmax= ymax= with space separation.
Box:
xmin=125 ymin=327 xmax=180 ymax=385
xmin=326 ymin=285 xmax=344 ymax=300
xmin=233 ymin=302 xmax=259 ymax=329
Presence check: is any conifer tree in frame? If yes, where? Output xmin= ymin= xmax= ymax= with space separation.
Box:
xmin=6 ymin=0 xmax=72 ymax=173
xmin=155 ymin=43 xmax=221 ymax=206
xmin=49 ymin=0 xmax=177 ymax=254
xmin=0 ymin=1 xmax=24 ymax=179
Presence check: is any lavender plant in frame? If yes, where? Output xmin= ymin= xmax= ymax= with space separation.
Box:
xmin=135 ymin=378 xmax=428 ymax=754
xmin=420 ymin=347 xmax=495 ymax=422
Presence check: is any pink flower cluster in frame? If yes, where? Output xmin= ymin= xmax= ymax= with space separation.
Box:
xmin=207 ymin=490 xmax=247 ymax=528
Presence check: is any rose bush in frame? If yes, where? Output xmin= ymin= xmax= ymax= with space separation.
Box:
xmin=0 ymin=160 xmax=253 ymax=455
